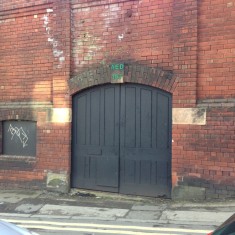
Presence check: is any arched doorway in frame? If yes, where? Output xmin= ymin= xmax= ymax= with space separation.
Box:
xmin=71 ymin=83 xmax=172 ymax=197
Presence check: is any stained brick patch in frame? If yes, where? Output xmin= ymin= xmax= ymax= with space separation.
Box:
xmin=69 ymin=63 xmax=175 ymax=94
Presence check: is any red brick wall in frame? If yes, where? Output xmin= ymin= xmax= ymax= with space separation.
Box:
xmin=172 ymin=105 xmax=235 ymax=198
xmin=71 ymin=0 xmax=173 ymax=73
xmin=171 ymin=0 xmax=235 ymax=198
xmin=172 ymin=0 xmax=198 ymax=107
xmin=0 ymin=0 xmax=234 ymax=198
xmin=0 ymin=4 xmax=53 ymax=102
xmin=70 ymin=0 xmax=234 ymax=198
xmin=0 ymin=1 xmax=51 ymax=10
xmin=71 ymin=0 xmax=199 ymax=106
xmin=198 ymin=0 xmax=235 ymax=99
xmin=0 ymin=0 xmax=71 ymax=189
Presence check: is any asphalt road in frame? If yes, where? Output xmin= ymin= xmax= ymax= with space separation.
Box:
xmin=2 ymin=216 xmax=213 ymax=235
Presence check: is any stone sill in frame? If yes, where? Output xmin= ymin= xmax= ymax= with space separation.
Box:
xmin=0 ymin=155 xmax=36 ymax=161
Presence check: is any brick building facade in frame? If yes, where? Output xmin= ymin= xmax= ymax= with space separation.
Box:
xmin=0 ymin=0 xmax=234 ymax=199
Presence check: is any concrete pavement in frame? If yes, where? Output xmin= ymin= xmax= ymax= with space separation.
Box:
xmin=0 ymin=189 xmax=234 ymax=227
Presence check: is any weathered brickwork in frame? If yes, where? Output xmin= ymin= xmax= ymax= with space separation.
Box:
xmin=0 ymin=0 xmax=234 ymax=198
xmin=69 ymin=63 xmax=176 ymax=94
xmin=198 ymin=0 xmax=235 ymax=99
xmin=0 ymin=0 xmax=71 ymax=191
xmin=173 ymin=103 xmax=235 ymax=199
xmin=70 ymin=0 xmax=199 ymax=106
xmin=172 ymin=0 xmax=198 ymax=107
xmin=0 ymin=105 xmax=71 ymax=189
xmin=0 ymin=4 xmax=53 ymax=102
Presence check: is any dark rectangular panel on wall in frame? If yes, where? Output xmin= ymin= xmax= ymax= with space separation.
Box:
xmin=3 ymin=120 xmax=36 ymax=157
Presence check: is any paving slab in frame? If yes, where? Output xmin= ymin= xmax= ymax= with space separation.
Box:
xmin=39 ymin=205 xmax=129 ymax=219
xmin=125 ymin=210 xmax=162 ymax=220
xmin=160 ymin=210 xmax=234 ymax=224
xmin=15 ymin=204 xmax=43 ymax=213
xmin=171 ymin=201 xmax=235 ymax=209
xmin=0 ymin=190 xmax=41 ymax=204
xmin=132 ymin=205 xmax=168 ymax=211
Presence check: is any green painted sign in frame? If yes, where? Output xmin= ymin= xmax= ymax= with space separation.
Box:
xmin=112 ymin=73 xmax=123 ymax=80
xmin=111 ymin=63 xmax=124 ymax=71
xmin=111 ymin=63 xmax=124 ymax=82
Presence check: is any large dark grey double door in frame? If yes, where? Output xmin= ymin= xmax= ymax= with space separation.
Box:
xmin=72 ymin=84 xmax=172 ymax=197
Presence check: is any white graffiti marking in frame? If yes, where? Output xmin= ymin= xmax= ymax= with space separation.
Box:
xmin=8 ymin=124 xmax=29 ymax=148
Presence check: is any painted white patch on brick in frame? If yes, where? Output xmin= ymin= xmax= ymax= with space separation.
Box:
xmin=42 ymin=9 xmax=64 ymax=68
xmin=47 ymin=9 xmax=53 ymax=13
xmin=59 ymin=57 xmax=65 ymax=62
xmin=118 ymin=34 xmax=124 ymax=41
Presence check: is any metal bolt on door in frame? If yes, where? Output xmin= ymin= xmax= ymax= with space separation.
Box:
xmin=72 ymin=84 xmax=172 ymax=197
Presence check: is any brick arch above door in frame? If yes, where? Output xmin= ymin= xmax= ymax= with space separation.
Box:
xmin=69 ymin=63 xmax=178 ymax=95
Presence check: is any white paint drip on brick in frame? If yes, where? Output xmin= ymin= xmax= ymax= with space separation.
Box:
xmin=118 ymin=34 xmax=124 ymax=41
xmin=47 ymin=9 xmax=53 ymax=13
xmin=42 ymin=9 xmax=64 ymax=68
